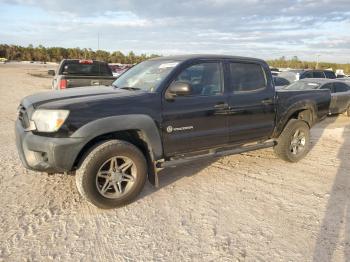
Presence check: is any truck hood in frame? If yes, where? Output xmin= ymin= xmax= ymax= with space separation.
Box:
xmin=21 ymin=86 xmax=143 ymax=108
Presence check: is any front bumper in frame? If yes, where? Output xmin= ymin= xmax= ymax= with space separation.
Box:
xmin=15 ymin=120 xmax=86 ymax=173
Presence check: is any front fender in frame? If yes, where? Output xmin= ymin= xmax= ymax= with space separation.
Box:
xmin=71 ymin=114 xmax=163 ymax=159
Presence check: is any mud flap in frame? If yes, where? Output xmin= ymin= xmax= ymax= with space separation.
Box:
xmin=147 ymin=162 xmax=159 ymax=187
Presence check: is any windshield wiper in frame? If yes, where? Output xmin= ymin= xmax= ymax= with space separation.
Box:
xmin=120 ymin=86 xmax=141 ymax=91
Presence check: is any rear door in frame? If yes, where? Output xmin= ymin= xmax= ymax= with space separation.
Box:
xmin=161 ymin=61 xmax=229 ymax=156
xmin=324 ymin=70 xmax=336 ymax=79
xmin=320 ymin=83 xmax=336 ymax=113
xmin=226 ymin=61 xmax=275 ymax=144
xmin=333 ymin=82 xmax=350 ymax=112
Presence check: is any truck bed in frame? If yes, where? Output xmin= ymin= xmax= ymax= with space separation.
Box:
xmin=275 ymin=89 xmax=331 ymax=130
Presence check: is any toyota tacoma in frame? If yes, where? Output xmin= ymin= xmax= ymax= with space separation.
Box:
xmin=16 ymin=55 xmax=331 ymax=209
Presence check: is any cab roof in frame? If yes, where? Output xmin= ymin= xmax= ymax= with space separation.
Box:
xmin=149 ymin=54 xmax=266 ymax=64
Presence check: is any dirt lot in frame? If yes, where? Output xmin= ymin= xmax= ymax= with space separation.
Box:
xmin=0 ymin=63 xmax=349 ymax=261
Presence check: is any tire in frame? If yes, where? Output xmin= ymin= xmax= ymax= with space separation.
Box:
xmin=76 ymin=140 xmax=147 ymax=209
xmin=347 ymin=106 xmax=350 ymax=117
xmin=274 ymin=119 xmax=310 ymax=163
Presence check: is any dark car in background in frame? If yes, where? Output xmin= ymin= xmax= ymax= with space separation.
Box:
xmin=49 ymin=59 xmax=117 ymax=90
xmin=282 ymin=78 xmax=350 ymax=116
xmin=273 ymin=76 xmax=290 ymax=89
xmin=270 ymin=67 xmax=280 ymax=76
xmin=278 ymin=69 xmax=337 ymax=83
xmin=109 ymin=64 xmax=133 ymax=77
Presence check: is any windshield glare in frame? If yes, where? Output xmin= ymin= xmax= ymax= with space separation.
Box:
xmin=283 ymin=81 xmax=320 ymax=90
xmin=112 ymin=60 xmax=179 ymax=92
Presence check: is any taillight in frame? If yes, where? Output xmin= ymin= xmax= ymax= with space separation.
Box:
xmin=59 ymin=79 xmax=67 ymax=89
xmin=79 ymin=59 xmax=93 ymax=64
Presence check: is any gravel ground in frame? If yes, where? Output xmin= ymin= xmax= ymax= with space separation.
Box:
xmin=0 ymin=63 xmax=349 ymax=261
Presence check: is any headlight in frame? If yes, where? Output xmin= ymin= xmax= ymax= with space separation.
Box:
xmin=31 ymin=109 xmax=69 ymax=132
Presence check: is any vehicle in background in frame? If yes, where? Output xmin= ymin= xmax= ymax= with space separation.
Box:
xmin=49 ymin=59 xmax=117 ymax=90
xmin=109 ymin=64 xmax=133 ymax=77
xmin=0 ymin=57 xmax=7 ymax=64
xmin=16 ymin=54 xmax=331 ymax=208
xmin=273 ymin=76 xmax=290 ymax=89
xmin=278 ymin=69 xmax=337 ymax=83
xmin=335 ymin=69 xmax=347 ymax=78
xmin=270 ymin=67 xmax=280 ymax=76
xmin=282 ymin=78 xmax=350 ymax=116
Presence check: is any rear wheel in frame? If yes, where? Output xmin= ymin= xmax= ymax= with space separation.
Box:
xmin=76 ymin=140 xmax=147 ymax=209
xmin=274 ymin=119 xmax=310 ymax=162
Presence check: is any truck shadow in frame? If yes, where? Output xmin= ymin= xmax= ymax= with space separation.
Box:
xmin=138 ymin=158 xmax=215 ymax=199
xmin=313 ymin=119 xmax=350 ymax=261
xmin=139 ymin=116 xmax=340 ymax=202
xmin=309 ymin=115 xmax=338 ymax=152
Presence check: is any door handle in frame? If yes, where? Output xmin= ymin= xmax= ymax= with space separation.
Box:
xmin=214 ymin=103 xmax=229 ymax=109
xmin=261 ymin=98 xmax=273 ymax=105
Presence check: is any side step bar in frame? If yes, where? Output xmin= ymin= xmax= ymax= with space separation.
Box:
xmin=158 ymin=141 xmax=275 ymax=168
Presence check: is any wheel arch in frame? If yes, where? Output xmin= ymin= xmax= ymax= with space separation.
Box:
xmin=273 ymin=101 xmax=317 ymax=138
xmin=71 ymin=115 xmax=163 ymax=185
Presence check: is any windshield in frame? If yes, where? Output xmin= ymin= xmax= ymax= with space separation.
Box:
xmin=282 ymin=81 xmax=321 ymax=90
xmin=112 ymin=60 xmax=180 ymax=92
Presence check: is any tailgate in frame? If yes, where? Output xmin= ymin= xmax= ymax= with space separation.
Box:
xmin=64 ymin=76 xmax=116 ymax=88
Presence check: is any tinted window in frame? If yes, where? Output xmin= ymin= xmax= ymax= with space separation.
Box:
xmin=174 ymin=63 xmax=222 ymax=96
xmin=312 ymin=71 xmax=325 ymax=78
xmin=229 ymin=63 xmax=266 ymax=92
xmin=324 ymin=70 xmax=336 ymax=79
xmin=301 ymin=71 xmax=313 ymax=79
xmin=320 ymin=83 xmax=335 ymax=93
xmin=274 ymin=77 xmax=290 ymax=86
xmin=60 ymin=60 xmax=112 ymax=76
xmin=334 ymin=82 xmax=349 ymax=93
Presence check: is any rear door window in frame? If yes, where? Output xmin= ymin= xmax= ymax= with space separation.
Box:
xmin=229 ymin=62 xmax=266 ymax=92
xmin=324 ymin=71 xmax=336 ymax=79
xmin=334 ymin=82 xmax=350 ymax=93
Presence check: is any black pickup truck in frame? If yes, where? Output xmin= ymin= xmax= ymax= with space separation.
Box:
xmin=48 ymin=59 xmax=116 ymax=90
xmin=16 ymin=55 xmax=331 ymax=208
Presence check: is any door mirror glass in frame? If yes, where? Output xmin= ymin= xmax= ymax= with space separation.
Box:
xmin=166 ymin=82 xmax=192 ymax=100
xmin=48 ymin=70 xmax=55 ymax=76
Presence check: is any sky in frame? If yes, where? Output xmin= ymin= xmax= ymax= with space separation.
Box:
xmin=0 ymin=0 xmax=350 ymax=63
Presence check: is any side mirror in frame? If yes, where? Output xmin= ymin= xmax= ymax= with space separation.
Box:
xmin=165 ymin=82 xmax=192 ymax=100
xmin=48 ymin=70 xmax=55 ymax=76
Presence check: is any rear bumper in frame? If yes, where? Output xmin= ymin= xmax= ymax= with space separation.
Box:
xmin=15 ymin=120 xmax=86 ymax=173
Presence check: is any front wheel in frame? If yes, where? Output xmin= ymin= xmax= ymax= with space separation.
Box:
xmin=76 ymin=140 xmax=147 ymax=209
xmin=274 ymin=119 xmax=310 ymax=162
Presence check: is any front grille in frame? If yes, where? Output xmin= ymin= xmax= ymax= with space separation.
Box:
xmin=17 ymin=104 xmax=30 ymax=129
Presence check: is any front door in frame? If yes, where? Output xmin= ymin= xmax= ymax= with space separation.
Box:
xmin=161 ymin=61 xmax=229 ymax=156
xmin=226 ymin=61 xmax=276 ymax=144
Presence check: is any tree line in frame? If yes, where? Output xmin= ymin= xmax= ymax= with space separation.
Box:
xmin=1 ymin=44 xmax=349 ymax=73
xmin=267 ymin=56 xmax=350 ymax=74
xmin=0 ymin=44 xmax=159 ymax=64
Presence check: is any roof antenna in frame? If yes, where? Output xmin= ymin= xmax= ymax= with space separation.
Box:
xmin=98 ymin=32 xmax=100 ymax=51
xmin=97 ymin=32 xmax=101 ymax=75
